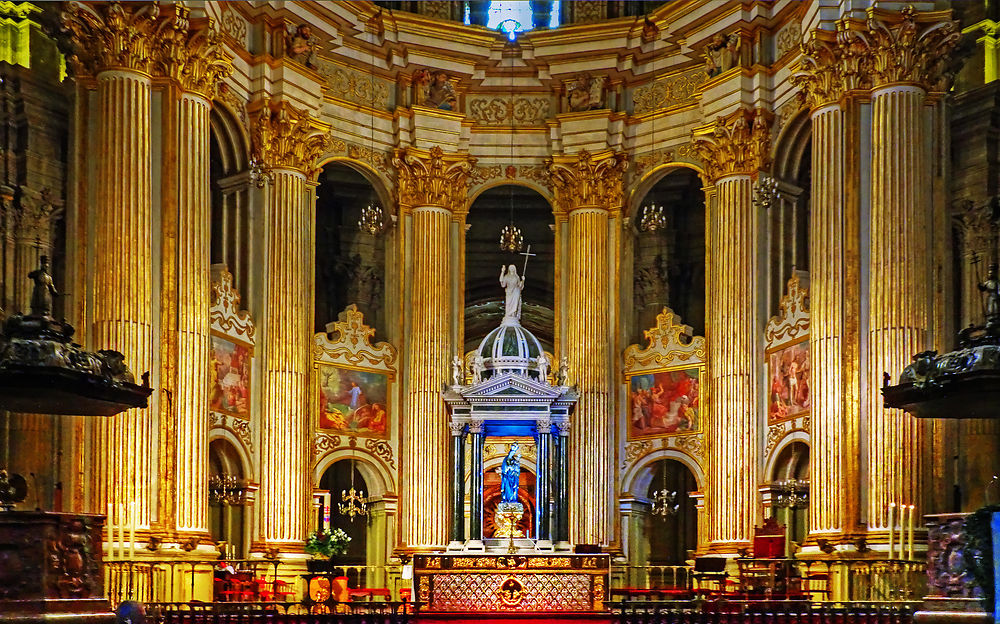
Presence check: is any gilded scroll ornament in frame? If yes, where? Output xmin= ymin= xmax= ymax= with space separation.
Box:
xmin=61 ymin=1 xmax=161 ymax=76
xmin=250 ymin=100 xmax=331 ymax=176
xmin=546 ymin=150 xmax=628 ymax=215
xmin=764 ymin=273 xmax=810 ymax=345
xmin=392 ymin=146 xmax=476 ymax=213
xmin=155 ymin=4 xmax=233 ymax=98
xmin=691 ymin=108 xmax=771 ymax=183
xmin=623 ymin=307 xmax=706 ymax=369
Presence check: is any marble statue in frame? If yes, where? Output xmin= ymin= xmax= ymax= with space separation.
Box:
xmin=499 ymin=264 xmax=524 ymax=321
xmin=451 ymin=355 xmax=463 ymax=386
xmin=28 ymin=255 xmax=59 ymax=318
xmin=500 ymin=442 xmax=521 ymax=503
xmin=536 ymin=352 xmax=550 ymax=382
xmin=472 ymin=353 xmax=485 ymax=383
xmin=556 ymin=357 xmax=569 ymax=386
xmin=981 ymin=263 xmax=1000 ymax=326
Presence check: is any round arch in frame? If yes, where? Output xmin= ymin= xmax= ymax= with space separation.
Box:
xmin=209 ymin=102 xmax=249 ymax=175
xmin=468 ymin=179 xmax=554 ymax=208
xmin=621 ymin=449 xmax=704 ymax=499
xmin=209 ymin=429 xmax=254 ymax=481
xmin=316 ymin=156 xmax=395 ymax=216
xmin=765 ymin=431 xmax=810 ymax=481
xmin=626 ymin=162 xmax=706 ymax=221
xmin=772 ymin=107 xmax=812 ymax=182
xmin=314 ymin=448 xmax=396 ymax=497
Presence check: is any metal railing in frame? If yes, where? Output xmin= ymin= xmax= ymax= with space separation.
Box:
xmin=144 ymin=601 xmax=416 ymax=624
xmin=611 ymin=599 xmax=918 ymax=624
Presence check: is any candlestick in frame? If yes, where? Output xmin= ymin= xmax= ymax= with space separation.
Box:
xmin=106 ymin=503 xmax=114 ymax=561
xmin=128 ymin=501 xmax=135 ymax=560
xmin=117 ymin=503 xmax=125 ymax=560
xmin=907 ymin=504 xmax=915 ymax=560
xmin=887 ymin=503 xmax=895 ymax=558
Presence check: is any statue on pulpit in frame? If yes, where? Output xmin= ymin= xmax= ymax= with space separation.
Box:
xmin=499 ymin=265 xmax=524 ymax=321
xmin=28 ymin=255 xmax=59 ymax=318
xmin=500 ymin=442 xmax=521 ymax=503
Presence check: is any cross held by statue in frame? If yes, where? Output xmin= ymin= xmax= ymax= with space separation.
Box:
xmin=519 ymin=245 xmax=536 ymax=278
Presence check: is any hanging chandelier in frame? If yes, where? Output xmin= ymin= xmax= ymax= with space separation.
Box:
xmin=638 ymin=203 xmax=667 ymax=232
xmin=773 ymin=479 xmax=808 ymax=509
xmin=358 ymin=203 xmax=384 ymax=236
xmin=357 ymin=43 xmax=385 ymax=238
xmin=651 ymin=489 xmax=679 ymax=518
xmin=752 ymin=174 xmax=780 ymax=211
xmin=498 ymin=40 xmax=523 ymax=253
xmin=339 ymin=457 xmax=368 ymax=520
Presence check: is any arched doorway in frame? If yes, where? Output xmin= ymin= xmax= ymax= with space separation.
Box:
xmin=208 ymin=438 xmax=249 ymax=559
xmin=769 ymin=441 xmax=810 ymax=548
xmin=318 ymin=460 xmax=370 ymax=569
xmin=630 ymin=168 xmax=705 ymax=341
xmin=644 ymin=459 xmax=698 ymax=566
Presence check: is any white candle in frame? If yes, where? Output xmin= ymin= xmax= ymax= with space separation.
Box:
xmin=887 ymin=503 xmax=895 ymax=558
xmin=128 ymin=501 xmax=135 ymax=560
xmin=118 ymin=503 xmax=125 ymax=559
xmin=899 ymin=504 xmax=907 ymax=559
xmin=106 ymin=503 xmax=114 ymax=561
xmin=907 ymin=505 xmax=915 ymax=560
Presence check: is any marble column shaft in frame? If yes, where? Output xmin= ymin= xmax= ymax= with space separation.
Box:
xmin=450 ymin=426 xmax=465 ymax=543
xmin=535 ymin=422 xmax=551 ymax=541
xmin=259 ymin=169 xmax=311 ymax=543
xmin=469 ymin=422 xmax=484 ymax=542
xmin=93 ymin=69 xmax=154 ymax=528
xmin=866 ymin=84 xmax=929 ymax=528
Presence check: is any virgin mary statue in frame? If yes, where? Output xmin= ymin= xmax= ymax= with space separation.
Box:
xmin=499 ymin=265 xmax=523 ymax=321
xmin=500 ymin=443 xmax=521 ymax=503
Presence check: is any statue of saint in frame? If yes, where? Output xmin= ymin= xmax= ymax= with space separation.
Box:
xmin=981 ymin=263 xmax=1000 ymax=327
xmin=536 ymin=352 xmax=550 ymax=383
xmin=451 ymin=355 xmax=463 ymax=386
xmin=28 ymin=255 xmax=59 ymax=318
xmin=556 ymin=357 xmax=569 ymax=386
xmin=500 ymin=442 xmax=521 ymax=503
xmin=499 ymin=264 xmax=524 ymax=321
xmin=472 ymin=354 xmax=485 ymax=383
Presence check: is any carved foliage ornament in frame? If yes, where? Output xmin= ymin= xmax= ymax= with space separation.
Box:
xmin=62 ymin=2 xmax=233 ymax=97
xmin=691 ymin=108 xmax=771 ymax=183
xmin=392 ymin=146 xmax=476 ymax=213
xmin=251 ymin=99 xmax=331 ymax=176
xmin=546 ymin=150 xmax=628 ymax=215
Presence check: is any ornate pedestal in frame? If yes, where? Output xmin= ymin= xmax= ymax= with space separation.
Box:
xmin=0 ymin=512 xmax=114 ymax=623
xmin=413 ymin=553 xmax=608 ymax=613
xmin=913 ymin=513 xmax=991 ymax=624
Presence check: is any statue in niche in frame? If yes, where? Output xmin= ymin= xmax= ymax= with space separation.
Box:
xmin=451 ymin=355 xmax=464 ymax=386
xmin=28 ymin=255 xmax=59 ymax=317
xmin=500 ymin=442 xmax=521 ymax=503
xmin=536 ymin=352 xmax=550 ymax=383
xmin=472 ymin=353 xmax=485 ymax=383
xmin=980 ymin=262 xmax=1000 ymax=327
xmin=286 ymin=23 xmax=318 ymax=68
xmin=499 ymin=264 xmax=524 ymax=321
xmin=414 ymin=69 xmax=457 ymax=111
xmin=566 ymin=72 xmax=604 ymax=112
xmin=704 ymin=33 xmax=740 ymax=77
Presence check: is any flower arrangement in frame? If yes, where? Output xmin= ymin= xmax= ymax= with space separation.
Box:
xmin=305 ymin=528 xmax=351 ymax=558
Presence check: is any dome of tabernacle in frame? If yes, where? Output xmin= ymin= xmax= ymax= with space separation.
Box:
xmin=476 ymin=317 xmax=545 ymax=380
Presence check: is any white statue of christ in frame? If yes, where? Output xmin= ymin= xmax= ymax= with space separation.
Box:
xmin=499 ymin=264 xmax=524 ymax=321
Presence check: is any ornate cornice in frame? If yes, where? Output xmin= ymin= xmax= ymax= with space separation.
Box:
xmin=61 ymin=1 xmax=161 ymax=76
xmin=391 ymin=146 xmax=476 ymax=214
xmin=156 ymin=4 xmax=232 ymax=99
xmin=250 ymin=99 xmax=331 ymax=177
xmin=545 ymin=149 xmax=628 ymax=216
xmin=691 ymin=108 xmax=771 ymax=183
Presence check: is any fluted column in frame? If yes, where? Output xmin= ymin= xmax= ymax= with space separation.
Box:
xmin=693 ymin=109 xmax=770 ymax=549
xmin=393 ymin=146 xmax=474 ymax=548
xmin=548 ymin=150 xmax=627 ymax=546
xmin=252 ymin=101 xmax=329 ymax=545
xmin=863 ymin=8 xmax=958 ymax=535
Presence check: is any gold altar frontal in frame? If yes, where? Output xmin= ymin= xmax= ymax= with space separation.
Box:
xmin=413 ymin=553 xmax=609 ymax=613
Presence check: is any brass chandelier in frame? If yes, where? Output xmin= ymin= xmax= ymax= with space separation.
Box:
xmin=499 ymin=39 xmax=523 ymax=253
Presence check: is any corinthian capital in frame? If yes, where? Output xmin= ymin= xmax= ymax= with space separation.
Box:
xmin=692 ymin=108 xmax=772 ymax=183
xmin=392 ymin=146 xmax=476 ymax=213
xmin=250 ymin=100 xmax=331 ymax=177
xmin=61 ymin=1 xmax=162 ymax=76
xmin=865 ymin=6 xmax=960 ymax=91
xmin=545 ymin=150 xmax=628 ymax=216
xmin=790 ymin=19 xmax=873 ymax=108
xmin=156 ymin=4 xmax=232 ymax=98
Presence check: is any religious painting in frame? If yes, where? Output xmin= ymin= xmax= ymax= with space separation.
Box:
xmin=627 ymin=366 xmax=701 ymax=439
xmin=767 ymin=337 xmax=810 ymax=423
xmin=317 ymin=363 xmax=389 ymax=438
xmin=209 ymin=334 xmax=252 ymax=418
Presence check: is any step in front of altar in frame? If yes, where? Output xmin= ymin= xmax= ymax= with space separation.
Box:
xmin=413 ymin=553 xmax=610 ymax=613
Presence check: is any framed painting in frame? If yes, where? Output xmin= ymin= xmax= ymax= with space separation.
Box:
xmin=626 ymin=365 xmax=702 ymax=439
xmin=317 ymin=363 xmax=389 ymax=439
xmin=767 ymin=336 xmax=810 ymax=424
xmin=209 ymin=333 xmax=252 ymax=418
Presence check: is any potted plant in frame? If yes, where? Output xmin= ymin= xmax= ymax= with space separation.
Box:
xmin=305 ymin=528 xmax=351 ymax=573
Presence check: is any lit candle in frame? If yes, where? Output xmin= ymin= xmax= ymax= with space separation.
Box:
xmin=887 ymin=503 xmax=895 ymax=558
xmin=106 ymin=503 xmax=114 ymax=561
xmin=118 ymin=503 xmax=125 ymax=559
xmin=128 ymin=501 xmax=135 ymax=560
xmin=907 ymin=505 xmax=915 ymax=560
xmin=898 ymin=504 xmax=907 ymax=559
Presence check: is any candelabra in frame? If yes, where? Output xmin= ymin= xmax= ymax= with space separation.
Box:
xmin=208 ymin=474 xmax=248 ymax=506
xmin=638 ymin=203 xmax=667 ymax=232
xmin=772 ymin=479 xmax=808 ymax=509
xmin=499 ymin=224 xmax=524 ymax=253
xmin=358 ymin=203 xmax=385 ymax=236
xmin=650 ymin=489 xmax=679 ymax=517
xmin=339 ymin=487 xmax=368 ymax=520
xmin=752 ymin=174 xmax=780 ymax=210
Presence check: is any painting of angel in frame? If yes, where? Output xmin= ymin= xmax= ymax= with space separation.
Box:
xmin=318 ymin=364 xmax=389 ymax=438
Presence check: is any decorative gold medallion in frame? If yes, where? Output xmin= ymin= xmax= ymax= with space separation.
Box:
xmin=499 ymin=576 xmax=524 ymax=607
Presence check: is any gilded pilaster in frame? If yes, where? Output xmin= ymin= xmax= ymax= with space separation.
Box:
xmin=63 ymin=1 xmax=161 ymax=525
xmin=393 ymin=146 xmax=474 ymax=548
xmin=693 ymin=109 xmax=769 ymax=549
xmin=547 ymin=149 xmax=627 ymax=546
xmin=252 ymin=100 xmax=330 ymax=546
xmin=864 ymin=7 xmax=958 ymax=533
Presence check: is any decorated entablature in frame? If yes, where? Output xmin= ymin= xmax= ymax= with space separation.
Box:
xmin=620 ymin=308 xmax=706 ymax=486
xmin=312 ymin=304 xmax=398 ymax=492
xmin=208 ymin=266 xmax=256 ymax=465
xmin=762 ymin=272 xmax=811 ymax=476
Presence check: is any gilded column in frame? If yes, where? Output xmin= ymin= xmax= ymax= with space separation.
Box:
xmin=863 ymin=7 xmax=958 ymax=534
xmin=393 ymin=146 xmax=474 ymax=548
xmin=62 ymin=2 xmax=161 ymax=525
xmin=161 ymin=7 xmax=232 ymax=534
xmin=693 ymin=109 xmax=770 ymax=549
xmin=548 ymin=150 xmax=627 ymax=546
xmin=252 ymin=101 xmax=330 ymax=545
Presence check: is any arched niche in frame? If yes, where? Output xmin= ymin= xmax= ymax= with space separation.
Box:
xmin=210 ymin=104 xmax=252 ymax=302
xmin=314 ymin=162 xmax=390 ymax=336
xmin=767 ymin=438 xmax=810 ymax=546
xmin=621 ymin=456 xmax=699 ymax=569
xmin=628 ymin=166 xmax=706 ymax=341
xmin=208 ymin=438 xmax=250 ymax=559
xmin=318 ymin=460 xmax=371 ymax=567
xmin=768 ymin=108 xmax=812 ymax=316
xmin=464 ymin=183 xmax=555 ymax=352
